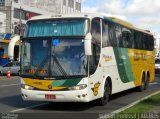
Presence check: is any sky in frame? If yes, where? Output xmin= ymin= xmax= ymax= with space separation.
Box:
xmin=82 ymin=0 xmax=160 ymax=37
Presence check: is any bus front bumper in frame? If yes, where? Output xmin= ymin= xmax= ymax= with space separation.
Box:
xmin=21 ymin=88 xmax=90 ymax=102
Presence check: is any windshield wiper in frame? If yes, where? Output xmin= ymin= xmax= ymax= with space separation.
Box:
xmin=33 ymin=55 xmax=48 ymax=78
xmin=52 ymin=55 xmax=69 ymax=79
xmin=33 ymin=54 xmax=69 ymax=79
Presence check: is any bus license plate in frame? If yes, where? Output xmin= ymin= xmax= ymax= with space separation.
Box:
xmin=45 ymin=94 xmax=56 ymax=99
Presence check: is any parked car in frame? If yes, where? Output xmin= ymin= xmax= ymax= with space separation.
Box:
xmin=0 ymin=61 xmax=20 ymax=75
xmin=155 ymin=58 xmax=160 ymax=74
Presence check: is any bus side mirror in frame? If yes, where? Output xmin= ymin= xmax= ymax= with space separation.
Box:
xmin=84 ymin=33 xmax=92 ymax=56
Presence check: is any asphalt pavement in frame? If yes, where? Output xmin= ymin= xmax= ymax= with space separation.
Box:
xmin=0 ymin=76 xmax=160 ymax=119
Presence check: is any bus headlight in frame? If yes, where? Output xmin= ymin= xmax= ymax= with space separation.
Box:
xmin=68 ymin=84 xmax=87 ymax=90
xmin=21 ymin=84 xmax=34 ymax=90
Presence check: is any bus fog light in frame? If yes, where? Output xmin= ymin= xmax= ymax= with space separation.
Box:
xmin=68 ymin=84 xmax=87 ymax=90
xmin=82 ymin=94 xmax=87 ymax=97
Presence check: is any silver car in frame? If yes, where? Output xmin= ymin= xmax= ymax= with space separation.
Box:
xmin=0 ymin=61 xmax=20 ymax=75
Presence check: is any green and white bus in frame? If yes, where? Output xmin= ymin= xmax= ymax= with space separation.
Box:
xmin=20 ymin=13 xmax=155 ymax=105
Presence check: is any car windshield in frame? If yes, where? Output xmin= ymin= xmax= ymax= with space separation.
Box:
xmin=21 ymin=38 xmax=87 ymax=79
xmin=3 ymin=62 xmax=19 ymax=67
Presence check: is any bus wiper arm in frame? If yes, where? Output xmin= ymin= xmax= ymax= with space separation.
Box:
xmin=52 ymin=55 xmax=68 ymax=78
xmin=34 ymin=55 xmax=48 ymax=78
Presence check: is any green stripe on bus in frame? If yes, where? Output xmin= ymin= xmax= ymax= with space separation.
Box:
xmin=51 ymin=80 xmax=66 ymax=86
xmin=62 ymin=78 xmax=82 ymax=87
xmin=51 ymin=78 xmax=82 ymax=87
xmin=113 ymin=48 xmax=134 ymax=83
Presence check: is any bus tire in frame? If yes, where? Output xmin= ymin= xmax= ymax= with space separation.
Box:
xmin=96 ymin=80 xmax=110 ymax=106
xmin=144 ymin=73 xmax=149 ymax=90
xmin=137 ymin=74 xmax=145 ymax=92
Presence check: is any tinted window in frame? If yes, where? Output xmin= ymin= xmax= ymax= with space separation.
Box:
xmin=133 ymin=31 xmax=154 ymax=50
xmin=90 ymin=18 xmax=101 ymax=75
xmin=26 ymin=19 xmax=86 ymax=37
xmin=134 ymin=31 xmax=142 ymax=49
xmin=102 ymin=21 xmax=110 ymax=47
xmin=13 ymin=62 xmax=20 ymax=66
xmin=103 ymin=19 xmax=154 ymax=50
xmin=115 ymin=25 xmax=121 ymax=47
xmin=108 ymin=23 xmax=117 ymax=47
xmin=4 ymin=63 xmax=12 ymax=67
xmin=121 ymin=27 xmax=132 ymax=48
xmin=91 ymin=18 xmax=101 ymax=47
xmin=148 ymin=35 xmax=154 ymax=50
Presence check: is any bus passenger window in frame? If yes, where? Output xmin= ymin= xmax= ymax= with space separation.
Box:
xmin=91 ymin=18 xmax=101 ymax=47
xmin=115 ymin=25 xmax=122 ymax=47
xmin=90 ymin=18 xmax=101 ymax=75
xmin=148 ymin=36 xmax=154 ymax=50
xmin=102 ymin=21 xmax=110 ymax=47
xmin=108 ymin=24 xmax=117 ymax=47
xmin=134 ymin=32 xmax=142 ymax=49
xmin=121 ymin=28 xmax=132 ymax=48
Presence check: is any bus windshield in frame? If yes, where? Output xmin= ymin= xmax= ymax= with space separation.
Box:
xmin=21 ymin=38 xmax=87 ymax=79
xmin=25 ymin=19 xmax=87 ymax=37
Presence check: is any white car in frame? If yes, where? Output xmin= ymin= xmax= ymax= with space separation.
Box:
xmin=155 ymin=58 xmax=160 ymax=74
xmin=0 ymin=61 xmax=20 ymax=75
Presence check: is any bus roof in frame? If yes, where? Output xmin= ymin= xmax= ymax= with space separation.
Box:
xmin=29 ymin=13 xmax=153 ymax=36
xmin=29 ymin=13 xmax=104 ymax=21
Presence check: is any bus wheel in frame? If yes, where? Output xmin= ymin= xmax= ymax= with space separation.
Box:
xmin=96 ymin=80 xmax=110 ymax=106
xmin=144 ymin=74 xmax=149 ymax=90
xmin=137 ymin=74 xmax=145 ymax=92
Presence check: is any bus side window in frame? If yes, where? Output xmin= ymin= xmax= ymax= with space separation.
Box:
xmin=146 ymin=35 xmax=154 ymax=51
xmin=143 ymin=34 xmax=148 ymax=50
xmin=90 ymin=18 xmax=101 ymax=75
xmin=134 ymin=31 xmax=141 ymax=49
xmin=131 ymin=30 xmax=135 ymax=48
xmin=121 ymin=27 xmax=132 ymax=48
xmin=115 ymin=25 xmax=122 ymax=47
xmin=149 ymin=36 xmax=154 ymax=50
xmin=102 ymin=21 xmax=110 ymax=47
xmin=91 ymin=18 xmax=101 ymax=47
xmin=108 ymin=24 xmax=117 ymax=47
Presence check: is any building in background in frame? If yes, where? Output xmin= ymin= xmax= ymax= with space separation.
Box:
xmin=0 ymin=0 xmax=81 ymax=65
xmin=1 ymin=0 xmax=81 ymax=34
xmin=0 ymin=12 xmax=6 ymax=33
